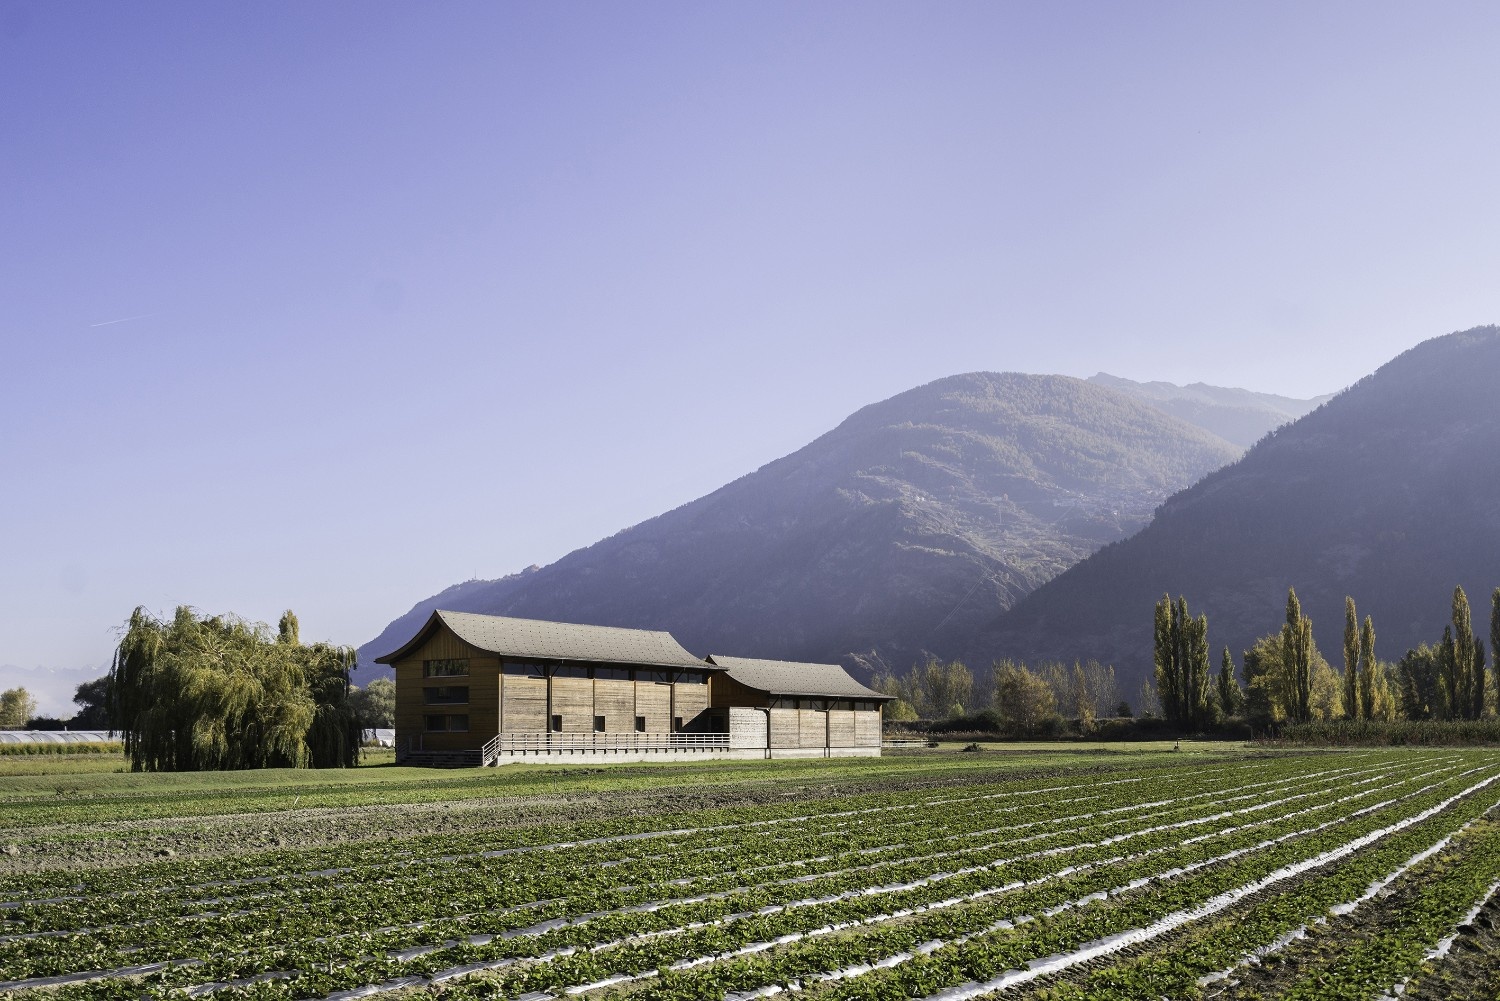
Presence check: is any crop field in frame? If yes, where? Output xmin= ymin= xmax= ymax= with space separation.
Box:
xmin=3 ymin=745 xmax=1500 ymax=1000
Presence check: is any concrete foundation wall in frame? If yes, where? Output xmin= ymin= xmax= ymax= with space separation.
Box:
xmin=486 ymin=745 xmax=879 ymax=766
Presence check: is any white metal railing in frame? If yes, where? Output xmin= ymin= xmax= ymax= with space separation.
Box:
xmin=488 ymin=732 xmax=730 ymax=755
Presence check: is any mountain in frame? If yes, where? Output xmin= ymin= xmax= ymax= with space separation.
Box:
xmin=974 ymin=327 xmax=1500 ymax=696
xmin=1088 ymin=373 xmax=1333 ymax=448
xmin=357 ymin=373 xmax=1240 ymax=678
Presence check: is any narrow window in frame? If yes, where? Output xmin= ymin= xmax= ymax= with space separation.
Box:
xmin=594 ymin=715 xmax=606 ymax=732
xmin=503 ymin=661 xmax=544 ymax=678
xmin=634 ymin=715 xmax=646 ymax=732
xmin=423 ymin=659 xmax=469 ymax=678
xmin=673 ymin=716 xmax=684 ymax=732
xmin=550 ymin=714 xmax=563 ymax=732
xmin=422 ymin=686 xmax=469 ymax=705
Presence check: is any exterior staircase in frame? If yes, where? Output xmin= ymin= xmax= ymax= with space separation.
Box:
xmin=396 ymin=748 xmax=482 ymax=768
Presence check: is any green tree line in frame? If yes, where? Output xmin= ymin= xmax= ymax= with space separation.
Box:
xmin=1153 ymin=585 xmax=1500 ymax=731
xmin=872 ymin=656 xmax=1123 ymax=737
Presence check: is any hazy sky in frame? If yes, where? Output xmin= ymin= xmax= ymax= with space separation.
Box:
xmin=5 ymin=2 xmax=1500 ymax=715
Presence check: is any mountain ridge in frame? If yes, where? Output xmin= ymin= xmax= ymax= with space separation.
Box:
xmin=1087 ymin=373 xmax=1332 ymax=447
xmin=357 ymin=371 xmax=1241 ymax=677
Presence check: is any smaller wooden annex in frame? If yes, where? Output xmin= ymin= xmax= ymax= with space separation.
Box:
xmin=376 ymin=610 xmax=892 ymax=766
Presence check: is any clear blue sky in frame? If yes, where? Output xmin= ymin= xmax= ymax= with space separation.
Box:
xmin=4 ymin=1 xmax=1500 ymax=715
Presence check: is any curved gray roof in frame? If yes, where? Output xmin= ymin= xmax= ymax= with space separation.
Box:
xmin=376 ymin=610 xmax=713 ymax=670
xmin=707 ymin=655 xmax=893 ymax=700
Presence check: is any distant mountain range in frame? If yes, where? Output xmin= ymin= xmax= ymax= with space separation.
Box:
xmin=974 ymin=326 xmax=1500 ymax=696
xmin=357 ymin=372 xmax=1247 ymax=677
xmin=1087 ymin=374 xmax=1333 ymax=448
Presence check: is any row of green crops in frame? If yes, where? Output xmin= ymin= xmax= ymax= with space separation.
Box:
xmin=5 ymin=749 xmax=1499 ymax=1000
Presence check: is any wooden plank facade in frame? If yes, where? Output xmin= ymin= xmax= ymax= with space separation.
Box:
xmin=377 ymin=611 xmax=890 ymax=765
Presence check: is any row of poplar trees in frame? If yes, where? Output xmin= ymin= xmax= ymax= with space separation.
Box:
xmin=110 ymin=606 xmax=362 ymax=771
xmin=1154 ymin=585 xmax=1500 ymax=729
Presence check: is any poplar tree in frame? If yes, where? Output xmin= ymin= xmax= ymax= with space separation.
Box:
xmin=1439 ymin=626 xmax=1459 ymax=720
xmin=1475 ymin=642 xmax=1489 ymax=719
xmin=1153 ymin=596 xmax=1177 ymax=724
xmin=1493 ymin=589 xmax=1500 ymax=714
xmin=1342 ymin=597 xmax=1360 ymax=720
xmin=1153 ymin=594 xmax=1211 ymax=728
xmin=1443 ymin=587 xmax=1481 ymax=720
xmin=1187 ymin=607 xmax=1211 ymax=726
xmin=1358 ymin=614 xmax=1377 ymax=720
xmin=1217 ymin=646 xmax=1244 ymax=717
xmin=1281 ymin=588 xmax=1314 ymax=724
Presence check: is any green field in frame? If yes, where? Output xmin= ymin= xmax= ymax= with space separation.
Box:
xmin=3 ymin=744 xmax=1499 ymax=1000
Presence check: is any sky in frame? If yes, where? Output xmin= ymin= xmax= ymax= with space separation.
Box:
xmin=4 ymin=1 xmax=1500 ymax=716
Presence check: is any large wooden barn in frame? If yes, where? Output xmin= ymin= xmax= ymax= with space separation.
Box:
xmin=376 ymin=610 xmax=892 ymax=766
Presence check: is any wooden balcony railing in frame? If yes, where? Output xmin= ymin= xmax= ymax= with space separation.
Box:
xmin=482 ymin=731 xmax=730 ymax=761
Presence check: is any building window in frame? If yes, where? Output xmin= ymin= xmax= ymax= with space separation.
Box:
xmin=423 ymin=658 xmax=469 ymax=678
xmin=425 ymin=714 xmax=468 ymax=732
xmin=637 ymin=670 xmax=669 ymax=684
xmin=425 ymin=714 xmax=446 ymax=732
xmin=771 ymin=697 xmax=795 ymax=709
xmin=594 ymin=715 xmax=606 ymax=732
xmin=423 ymin=686 xmax=469 ymax=705
xmin=635 ymin=715 xmax=646 ymax=732
xmin=673 ymin=716 xmax=683 ymax=732
xmin=676 ymin=671 xmax=707 ymax=684
xmin=550 ymin=714 xmax=563 ymax=732
xmin=503 ymin=661 xmax=544 ymax=678
xmin=595 ymin=667 xmax=631 ymax=681
xmin=552 ymin=665 xmax=588 ymax=679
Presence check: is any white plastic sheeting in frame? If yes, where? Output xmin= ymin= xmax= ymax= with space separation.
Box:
xmin=0 ymin=728 xmax=395 ymax=745
xmin=0 ymin=730 xmax=119 ymax=744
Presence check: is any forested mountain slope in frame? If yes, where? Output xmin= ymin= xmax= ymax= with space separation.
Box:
xmin=357 ymin=373 xmax=1239 ymax=678
xmin=973 ymin=326 xmax=1500 ymax=696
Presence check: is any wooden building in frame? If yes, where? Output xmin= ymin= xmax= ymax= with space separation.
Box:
xmin=376 ymin=610 xmax=891 ymax=766
xmin=708 ymin=655 xmax=888 ymax=756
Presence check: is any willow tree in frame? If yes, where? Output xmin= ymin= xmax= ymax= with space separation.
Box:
xmin=111 ymin=606 xmax=360 ymax=771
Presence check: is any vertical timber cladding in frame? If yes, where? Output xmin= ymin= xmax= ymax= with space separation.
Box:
xmin=594 ymin=674 xmax=635 ymax=733
xmin=828 ymin=709 xmax=857 ymax=747
xmin=672 ymin=670 xmax=710 ymax=729
xmin=769 ymin=709 xmax=800 ymax=748
xmin=393 ymin=627 xmax=498 ymax=752
xmin=501 ymin=663 xmax=547 ymax=732
xmin=550 ymin=668 xmax=593 ymax=731
xmin=798 ymin=703 xmax=829 ymax=748
xmin=493 ymin=664 xmax=723 ymax=734
xmin=635 ymin=672 xmax=672 ymax=731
